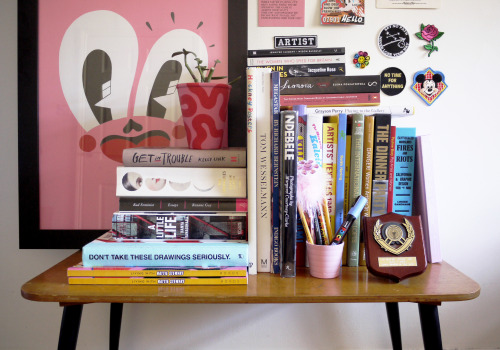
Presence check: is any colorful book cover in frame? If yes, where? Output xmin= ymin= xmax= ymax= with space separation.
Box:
xmin=280 ymin=93 xmax=380 ymax=107
xmin=246 ymin=67 xmax=259 ymax=274
xmin=248 ymin=64 xmax=346 ymax=78
xmin=68 ymin=264 xmax=248 ymax=277
xmin=118 ymin=198 xmax=248 ymax=212
xmin=82 ymin=232 xmax=249 ymax=268
xmin=413 ymin=134 xmax=442 ymax=263
xmin=346 ymin=114 xmax=364 ymax=266
xmin=306 ymin=113 xmax=323 ymax=166
xmin=392 ymin=128 xmax=417 ymax=216
xmin=68 ymin=276 xmax=248 ymax=285
xmin=323 ymin=116 xmax=338 ymax=241
xmin=111 ymin=212 xmax=247 ymax=240
xmin=122 ymin=147 xmax=246 ymax=168
xmin=280 ymin=75 xmax=380 ymax=95
xmin=280 ymin=110 xmax=298 ymax=277
xmin=387 ymin=125 xmax=397 ymax=212
xmin=270 ymin=71 xmax=281 ymax=273
xmin=116 ymin=166 xmax=246 ymax=198
xmin=334 ymin=113 xmax=347 ymax=234
xmin=321 ymin=0 xmax=365 ymax=25
xmin=256 ymin=68 xmax=272 ymax=273
xmin=342 ymin=133 xmax=351 ymax=266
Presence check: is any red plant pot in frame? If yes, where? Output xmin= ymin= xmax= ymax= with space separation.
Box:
xmin=176 ymin=82 xmax=231 ymax=150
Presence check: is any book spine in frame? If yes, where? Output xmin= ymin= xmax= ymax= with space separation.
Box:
xmin=122 ymin=148 xmax=246 ymax=167
xmin=246 ymin=67 xmax=259 ymax=275
xmin=67 ymin=266 xmax=248 ymax=277
xmin=361 ymin=116 xmax=375 ymax=218
xmin=111 ymin=212 xmax=247 ymax=240
xmin=307 ymin=106 xmax=415 ymax=117
xmin=247 ymin=47 xmax=345 ymax=57
xmin=293 ymin=105 xmax=308 ymax=267
xmin=82 ymin=242 xmax=249 ymax=267
xmin=270 ymin=71 xmax=281 ymax=273
xmin=413 ymin=135 xmax=442 ymax=263
xmin=280 ymin=93 xmax=380 ymax=107
xmin=116 ymin=167 xmax=246 ymax=198
xmin=68 ymin=276 xmax=248 ymax=285
xmin=256 ymin=68 xmax=272 ymax=273
xmin=334 ymin=113 xmax=347 ymax=234
xmin=371 ymin=113 xmax=392 ymax=215
xmin=118 ymin=198 xmax=248 ymax=212
xmin=323 ymin=116 xmax=338 ymax=242
xmin=248 ymin=55 xmax=345 ymax=66
xmin=248 ymin=63 xmax=346 ymax=77
xmin=387 ymin=125 xmax=397 ymax=212
xmin=305 ymin=114 xmax=323 ymax=166
xmin=392 ymin=128 xmax=416 ymax=216
xmin=280 ymin=75 xmax=381 ymax=95
xmin=342 ymin=133 xmax=352 ymax=266
xmin=346 ymin=114 xmax=364 ymax=267
xmin=371 ymin=180 xmax=389 ymax=216
xmin=280 ymin=110 xmax=298 ymax=277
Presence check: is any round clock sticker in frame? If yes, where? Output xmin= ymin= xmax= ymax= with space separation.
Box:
xmin=378 ymin=24 xmax=410 ymax=58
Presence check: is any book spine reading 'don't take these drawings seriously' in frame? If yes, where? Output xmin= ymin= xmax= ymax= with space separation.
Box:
xmin=280 ymin=110 xmax=298 ymax=277
xmin=67 ymin=263 xmax=248 ymax=277
xmin=122 ymin=147 xmax=246 ymax=167
xmin=116 ymin=166 xmax=246 ymax=198
xmin=82 ymin=232 xmax=248 ymax=268
xmin=118 ymin=197 xmax=248 ymax=212
xmin=68 ymin=276 xmax=248 ymax=286
xmin=111 ymin=212 xmax=247 ymax=240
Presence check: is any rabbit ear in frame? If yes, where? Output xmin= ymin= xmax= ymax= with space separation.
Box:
xmin=59 ymin=11 xmax=138 ymax=131
xmin=133 ymin=29 xmax=209 ymax=123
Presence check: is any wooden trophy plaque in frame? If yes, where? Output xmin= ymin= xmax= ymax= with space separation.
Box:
xmin=362 ymin=213 xmax=427 ymax=282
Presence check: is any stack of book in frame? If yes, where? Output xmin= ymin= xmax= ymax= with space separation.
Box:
xmin=69 ymin=147 xmax=251 ymax=285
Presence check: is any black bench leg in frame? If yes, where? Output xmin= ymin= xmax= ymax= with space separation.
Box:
xmin=386 ymin=302 xmax=403 ymax=350
xmin=110 ymin=303 xmax=123 ymax=350
xmin=58 ymin=304 xmax=83 ymax=350
xmin=418 ymin=303 xmax=443 ymax=350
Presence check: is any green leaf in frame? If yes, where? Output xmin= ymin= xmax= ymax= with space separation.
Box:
xmin=424 ymin=44 xmax=433 ymax=50
xmin=421 ymin=23 xmax=425 ymax=31
xmin=415 ymin=32 xmax=424 ymax=40
xmin=434 ymin=32 xmax=444 ymax=40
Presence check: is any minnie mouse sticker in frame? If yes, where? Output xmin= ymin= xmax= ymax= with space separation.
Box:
xmin=411 ymin=68 xmax=447 ymax=105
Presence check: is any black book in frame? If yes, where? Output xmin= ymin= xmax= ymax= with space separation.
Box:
xmin=279 ymin=75 xmax=381 ymax=95
xmin=279 ymin=110 xmax=298 ymax=277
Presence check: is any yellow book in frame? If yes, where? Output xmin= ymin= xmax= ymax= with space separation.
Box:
xmin=360 ymin=116 xmax=375 ymax=266
xmin=322 ymin=116 xmax=338 ymax=244
xmin=342 ymin=134 xmax=352 ymax=265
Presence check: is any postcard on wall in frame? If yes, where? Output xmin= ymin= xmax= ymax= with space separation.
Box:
xmin=376 ymin=0 xmax=441 ymax=9
xmin=259 ymin=0 xmax=305 ymax=27
xmin=320 ymin=0 xmax=365 ymax=25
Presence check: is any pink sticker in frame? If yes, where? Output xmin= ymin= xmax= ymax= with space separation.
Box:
xmin=259 ymin=0 xmax=305 ymax=27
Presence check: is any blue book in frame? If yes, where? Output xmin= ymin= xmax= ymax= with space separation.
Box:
xmin=270 ymin=71 xmax=281 ymax=274
xmin=392 ymin=128 xmax=417 ymax=216
xmin=82 ymin=232 xmax=248 ymax=268
xmin=334 ymin=113 xmax=347 ymax=234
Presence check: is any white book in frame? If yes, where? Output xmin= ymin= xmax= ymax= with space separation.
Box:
xmin=247 ymin=55 xmax=345 ymax=66
xmin=255 ymin=68 xmax=272 ymax=273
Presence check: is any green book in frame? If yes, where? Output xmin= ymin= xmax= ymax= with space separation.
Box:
xmin=347 ymin=114 xmax=364 ymax=267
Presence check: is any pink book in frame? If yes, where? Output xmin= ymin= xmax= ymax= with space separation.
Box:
xmin=387 ymin=126 xmax=397 ymax=212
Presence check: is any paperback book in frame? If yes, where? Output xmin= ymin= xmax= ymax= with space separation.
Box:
xmin=248 ymin=63 xmax=346 ymax=78
xmin=280 ymin=75 xmax=380 ymax=95
xmin=247 ymin=47 xmax=345 ymax=57
xmin=392 ymin=127 xmax=416 ymax=216
xmin=111 ymin=212 xmax=247 ymax=240
xmin=82 ymin=232 xmax=248 ymax=268
xmin=118 ymin=198 xmax=248 ymax=212
xmin=68 ymin=276 xmax=248 ymax=285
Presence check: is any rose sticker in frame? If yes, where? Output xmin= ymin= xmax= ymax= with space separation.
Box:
xmin=415 ymin=24 xmax=444 ymax=57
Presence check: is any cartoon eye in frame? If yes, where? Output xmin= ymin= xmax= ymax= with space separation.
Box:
xmin=59 ymin=10 xmax=139 ymax=131
xmin=134 ymin=29 xmax=209 ymax=123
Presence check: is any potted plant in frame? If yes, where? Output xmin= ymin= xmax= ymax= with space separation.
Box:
xmin=172 ymin=49 xmax=237 ymax=150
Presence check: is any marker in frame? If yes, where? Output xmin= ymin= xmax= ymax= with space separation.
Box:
xmin=330 ymin=196 xmax=368 ymax=245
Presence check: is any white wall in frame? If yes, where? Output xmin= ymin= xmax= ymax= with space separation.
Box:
xmin=1 ymin=0 xmax=499 ymax=349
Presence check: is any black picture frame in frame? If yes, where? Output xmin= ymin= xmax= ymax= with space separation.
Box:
xmin=17 ymin=0 xmax=248 ymax=249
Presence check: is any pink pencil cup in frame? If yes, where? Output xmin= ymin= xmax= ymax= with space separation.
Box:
xmin=306 ymin=242 xmax=344 ymax=279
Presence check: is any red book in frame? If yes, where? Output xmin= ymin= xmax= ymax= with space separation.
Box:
xmin=280 ymin=93 xmax=380 ymax=107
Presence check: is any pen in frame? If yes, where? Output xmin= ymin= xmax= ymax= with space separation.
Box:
xmin=330 ymin=195 xmax=368 ymax=245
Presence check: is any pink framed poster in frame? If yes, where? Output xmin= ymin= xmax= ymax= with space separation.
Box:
xmin=18 ymin=0 xmax=247 ymax=248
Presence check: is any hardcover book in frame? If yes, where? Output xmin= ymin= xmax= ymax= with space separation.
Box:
xmin=346 ymin=114 xmax=364 ymax=266
xmin=392 ymin=128 xmax=416 ymax=216
xmin=280 ymin=93 xmax=380 ymax=107
xmin=68 ymin=263 xmax=248 ymax=277
xmin=361 ymin=116 xmax=375 ymax=219
xmin=68 ymin=276 xmax=248 ymax=285
xmin=279 ymin=75 xmax=380 ymax=95
xmin=247 ymin=47 xmax=345 ymax=57
xmin=413 ymin=135 xmax=442 ymax=263
xmin=116 ymin=166 xmax=246 ymax=198
xmin=280 ymin=110 xmax=298 ymax=277
xmin=118 ymin=197 xmax=248 ymax=212
xmin=111 ymin=212 xmax=247 ymax=240
xmin=82 ymin=232 xmax=248 ymax=268
xmin=270 ymin=71 xmax=281 ymax=273
xmin=248 ymin=64 xmax=346 ymax=78
xmin=248 ymin=55 xmax=345 ymax=66
xmin=122 ymin=147 xmax=246 ymax=167
xmin=371 ymin=114 xmax=392 ymax=215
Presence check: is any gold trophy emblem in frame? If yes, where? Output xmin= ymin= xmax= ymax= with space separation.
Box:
xmin=373 ymin=218 xmax=415 ymax=255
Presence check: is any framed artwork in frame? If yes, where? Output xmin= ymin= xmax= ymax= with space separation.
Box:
xmin=18 ymin=0 xmax=248 ymax=248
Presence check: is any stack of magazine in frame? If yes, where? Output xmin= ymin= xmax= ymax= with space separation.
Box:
xmin=68 ymin=147 xmax=250 ymax=286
